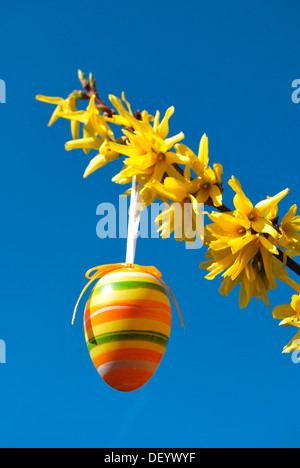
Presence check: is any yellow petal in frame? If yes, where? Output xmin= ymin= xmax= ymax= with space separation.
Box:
xmin=206 ymin=255 xmax=237 ymax=280
xmin=71 ymin=120 xmax=80 ymax=141
xmin=158 ymin=106 xmax=175 ymax=139
xmin=189 ymin=194 xmax=200 ymax=215
xmin=121 ymin=92 xmax=133 ymax=115
xmin=164 ymin=132 xmax=185 ymax=149
xmin=151 ymin=179 xmax=186 ymax=202
xmin=207 ymin=212 xmax=240 ymax=230
xmin=260 ymin=245 xmax=277 ymax=290
xmin=255 ymin=188 xmax=290 ymax=218
xmin=65 ymin=137 xmax=102 ymax=151
xmin=273 ymin=304 xmax=295 ymax=320
xmin=226 ymin=242 xmax=259 ymax=280
xmin=165 ymin=152 xmax=190 ymax=165
xmin=166 ymin=163 xmax=186 ymax=181
xmin=153 ymin=110 xmax=160 ymax=133
xmin=150 ymin=162 xmax=168 ymax=184
xmin=84 ymin=154 xmax=107 ymax=177
xmin=290 ymin=215 xmax=300 ymax=231
xmin=196 ymin=190 xmax=210 ymax=204
xmin=107 ymin=141 xmax=138 ymax=158
xmin=198 ymin=134 xmax=209 ymax=167
xmin=109 ymin=94 xmax=128 ymax=116
xmin=124 ymin=154 xmax=155 ymax=170
xmin=213 ymin=163 xmax=223 ymax=183
xmin=229 ymin=176 xmax=253 ymax=215
xmin=48 ymin=106 xmax=62 ymax=126
xmin=36 ymin=95 xmax=65 ymax=105
xmin=235 ymin=211 xmax=251 ymax=229
xmin=202 ymin=166 xmax=216 ymax=183
xmin=91 ymin=114 xmax=114 ymax=141
xmin=219 ymin=276 xmax=239 ymax=297
xmin=259 ymin=235 xmax=278 ymax=255
xmin=252 ymin=218 xmax=278 ymax=239
xmin=59 ymin=110 xmax=88 ymax=123
xmin=282 ymin=204 xmax=297 ymax=225
xmin=228 ymin=234 xmax=256 ymax=254
xmin=279 ymin=316 xmax=300 ymax=327
xmin=257 ymin=274 xmax=271 ymax=307
xmin=283 ymin=330 xmax=300 ymax=354
xmin=239 ymin=274 xmax=252 ymax=309
xmin=209 ymin=184 xmax=223 ymax=207
xmin=291 ymin=294 xmax=300 ymax=313
xmin=175 ymin=143 xmax=198 ymax=162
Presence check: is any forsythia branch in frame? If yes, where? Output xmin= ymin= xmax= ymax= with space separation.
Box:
xmin=36 ymin=69 xmax=300 ymax=357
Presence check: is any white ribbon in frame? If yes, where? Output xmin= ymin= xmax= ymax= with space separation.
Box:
xmin=125 ymin=176 xmax=143 ymax=264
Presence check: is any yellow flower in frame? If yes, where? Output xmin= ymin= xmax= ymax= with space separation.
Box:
xmin=83 ymin=139 xmax=121 ymax=178
xmin=112 ymin=165 xmax=153 ymax=186
xmin=39 ymin=93 xmax=119 ymax=177
xmin=106 ymin=92 xmax=153 ymax=128
xmin=194 ymin=168 xmax=223 ymax=207
xmin=219 ymin=255 xmax=296 ymax=309
xmin=200 ymin=202 xmax=291 ymax=307
xmin=273 ymin=294 xmax=300 ymax=327
xmin=228 ymin=176 xmax=290 ymax=238
xmin=59 ymin=95 xmax=115 ymax=155
xmin=202 ymin=184 xmax=300 ymax=309
xmin=151 ymin=177 xmax=202 ymax=243
xmin=219 ymin=260 xmax=271 ymax=309
xmin=36 ymin=94 xmax=79 ymax=140
xmin=107 ymin=95 xmax=188 ymax=203
xmin=204 ymin=234 xmax=277 ymax=283
xmin=151 ymin=177 xmax=199 ymax=209
xmin=175 ymin=135 xmax=223 ymax=207
xmin=273 ymin=292 xmax=300 ymax=355
xmin=278 ymin=204 xmax=300 ymax=256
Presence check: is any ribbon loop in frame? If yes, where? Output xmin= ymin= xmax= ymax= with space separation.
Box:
xmin=72 ymin=263 xmax=184 ymax=328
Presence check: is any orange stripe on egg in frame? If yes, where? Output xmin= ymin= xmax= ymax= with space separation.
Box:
xmin=92 ymin=348 xmax=163 ymax=370
xmin=85 ymin=307 xmax=172 ymax=329
xmin=102 ymin=368 xmax=154 ymax=392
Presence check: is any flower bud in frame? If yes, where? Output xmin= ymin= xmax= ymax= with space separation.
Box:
xmin=78 ymin=69 xmax=90 ymax=90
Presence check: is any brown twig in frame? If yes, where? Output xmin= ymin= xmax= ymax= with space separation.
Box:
xmin=275 ymin=249 xmax=300 ymax=276
xmin=215 ymin=203 xmax=232 ymax=213
xmin=77 ymin=69 xmax=116 ymax=117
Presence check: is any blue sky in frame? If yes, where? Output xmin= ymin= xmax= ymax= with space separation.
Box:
xmin=0 ymin=0 xmax=300 ymax=448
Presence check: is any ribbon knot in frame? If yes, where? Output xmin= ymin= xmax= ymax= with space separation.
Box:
xmin=72 ymin=263 xmax=184 ymax=328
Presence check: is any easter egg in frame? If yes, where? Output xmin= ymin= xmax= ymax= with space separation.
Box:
xmin=84 ymin=267 xmax=172 ymax=392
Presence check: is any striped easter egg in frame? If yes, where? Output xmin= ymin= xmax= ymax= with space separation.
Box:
xmin=84 ymin=267 xmax=172 ymax=392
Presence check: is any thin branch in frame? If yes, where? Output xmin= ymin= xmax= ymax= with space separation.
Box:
xmin=275 ymin=248 xmax=300 ymax=277
xmin=77 ymin=70 xmax=116 ymax=117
